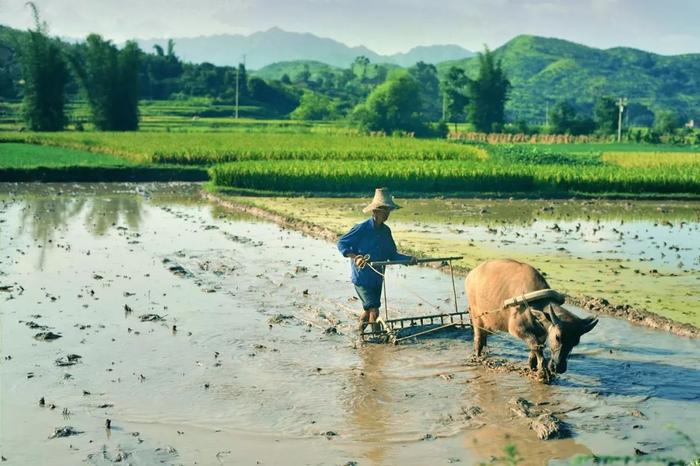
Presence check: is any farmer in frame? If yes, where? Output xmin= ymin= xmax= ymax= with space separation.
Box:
xmin=337 ymin=188 xmax=417 ymax=334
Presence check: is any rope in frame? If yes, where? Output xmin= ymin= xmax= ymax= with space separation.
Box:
xmin=356 ymin=255 xmax=549 ymax=350
xmin=363 ymin=258 xmax=443 ymax=312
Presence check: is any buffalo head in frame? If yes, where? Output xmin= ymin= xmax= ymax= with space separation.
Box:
xmin=532 ymin=304 xmax=598 ymax=374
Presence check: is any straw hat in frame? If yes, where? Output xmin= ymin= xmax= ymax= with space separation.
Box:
xmin=362 ymin=188 xmax=401 ymax=213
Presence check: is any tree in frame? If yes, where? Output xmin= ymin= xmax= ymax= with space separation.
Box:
xmin=71 ymin=34 xmax=141 ymax=130
xmin=351 ymin=72 xmax=425 ymax=135
xmin=247 ymin=77 xmax=299 ymax=116
xmin=115 ymin=41 xmax=140 ymax=130
xmin=142 ymin=39 xmax=182 ymax=99
xmin=653 ymin=110 xmax=680 ymax=134
xmin=20 ymin=3 xmax=69 ymax=131
xmin=593 ymin=96 xmax=617 ymax=135
xmin=353 ymin=56 xmax=370 ymax=82
xmin=294 ymin=64 xmax=311 ymax=85
xmin=467 ymin=47 xmax=510 ymax=132
xmin=442 ymin=66 xmax=469 ymax=126
xmin=626 ymin=103 xmax=654 ymax=127
xmin=550 ymin=101 xmax=595 ymax=135
xmin=290 ymin=91 xmax=337 ymax=121
xmin=408 ymin=61 xmax=441 ymax=122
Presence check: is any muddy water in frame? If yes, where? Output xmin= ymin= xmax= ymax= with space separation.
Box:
xmin=396 ymin=200 xmax=700 ymax=274
xmin=1 ymin=183 xmax=699 ymax=465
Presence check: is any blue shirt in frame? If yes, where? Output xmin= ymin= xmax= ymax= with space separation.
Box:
xmin=337 ymin=218 xmax=411 ymax=288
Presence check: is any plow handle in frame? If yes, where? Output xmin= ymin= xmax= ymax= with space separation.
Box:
xmin=369 ymin=256 xmax=463 ymax=267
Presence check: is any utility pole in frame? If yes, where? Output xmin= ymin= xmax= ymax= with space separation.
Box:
xmin=235 ymin=54 xmax=246 ymax=120
xmin=442 ymin=92 xmax=446 ymax=121
xmin=545 ymin=101 xmax=549 ymax=128
xmin=617 ymin=97 xmax=627 ymax=143
xmin=235 ymin=68 xmax=239 ymax=120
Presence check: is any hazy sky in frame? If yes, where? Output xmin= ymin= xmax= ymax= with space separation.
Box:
xmin=2 ymin=0 xmax=698 ymax=55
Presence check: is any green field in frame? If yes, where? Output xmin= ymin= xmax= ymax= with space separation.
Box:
xmin=1 ymin=115 xmax=699 ymax=196
xmin=0 ymin=132 xmax=488 ymax=164
xmin=0 ymin=143 xmax=136 ymax=167
xmin=0 ymin=99 xmax=352 ymax=134
xmin=209 ymin=158 xmax=700 ymax=195
xmin=0 ymin=143 xmax=208 ymax=182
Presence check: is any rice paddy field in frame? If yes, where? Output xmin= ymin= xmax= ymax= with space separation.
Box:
xmin=1 ymin=99 xmax=699 ymax=196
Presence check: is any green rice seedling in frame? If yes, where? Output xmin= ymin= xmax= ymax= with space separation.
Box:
xmin=603 ymin=151 xmax=700 ymax=167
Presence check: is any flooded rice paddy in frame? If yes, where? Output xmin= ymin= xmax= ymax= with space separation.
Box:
xmin=1 ymin=183 xmax=699 ymax=465
xmin=240 ymin=196 xmax=700 ymax=327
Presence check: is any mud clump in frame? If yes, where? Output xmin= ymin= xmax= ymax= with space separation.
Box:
xmin=163 ymin=260 xmax=193 ymax=278
xmin=531 ymin=414 xmax=565 ymax=440
xmin=24 ymin=321 xmax=49 ymax=330
xmin=55 ymin=354 xmax=82 ymax=366
xmin=34 ymin=331 xmax=62 ymax=341
xmin=49 ymin=426 xmax=82 ymax=439
xmin=470 ymin=357 xmax=554 ymax=384
xmin=509 ymin=397 xmax=534 ymax=417
xmin=506 ymin=397 xmax=570 ymax=440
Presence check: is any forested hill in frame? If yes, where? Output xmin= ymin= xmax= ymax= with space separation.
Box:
xmin=1 ymin=23 xmax=698 ymax=124
xmin=437 ymin=35 xmax=700 ymax=123
xmin=136 ymin=28 xmax=474 ymax=68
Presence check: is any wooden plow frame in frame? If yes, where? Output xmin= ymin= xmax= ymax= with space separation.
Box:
xmin=360 ymin=256 xmax=472 ymax=344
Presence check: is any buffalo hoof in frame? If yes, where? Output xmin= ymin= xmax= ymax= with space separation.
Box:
xmin=537 ymin=367 xmax=553 ymax=384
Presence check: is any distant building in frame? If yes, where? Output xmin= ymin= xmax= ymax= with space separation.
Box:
xmin=686 ymin=119 xmax=695 ymax=129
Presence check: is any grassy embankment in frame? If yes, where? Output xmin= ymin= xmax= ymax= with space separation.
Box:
xmin=0 ymin=142 xmax=207 ymax=182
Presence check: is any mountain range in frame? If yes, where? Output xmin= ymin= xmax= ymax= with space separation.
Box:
xmin=2 ymin=23 xmax=698 ymax=123
xmin=135 ymin=27 xmax=474 ymax=69
xmin=438 ymin=35 xmax=700 ymax=123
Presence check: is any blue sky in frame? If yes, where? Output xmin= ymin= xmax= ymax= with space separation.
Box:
xmin=2 ymin=0 xmax=698 ymax=55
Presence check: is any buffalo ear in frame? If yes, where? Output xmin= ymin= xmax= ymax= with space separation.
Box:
xmin=579 ymin=316 xmax=599 ymax=335
xmin=546 ymin=304 xmax=562 ymax=326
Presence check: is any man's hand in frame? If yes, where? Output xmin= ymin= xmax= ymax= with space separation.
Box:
xmin=354 ymin=255 xmax=369 ymax=268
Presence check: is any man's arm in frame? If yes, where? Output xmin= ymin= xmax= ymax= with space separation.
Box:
xmin=337 ymin=223 xmax=363 ymax=258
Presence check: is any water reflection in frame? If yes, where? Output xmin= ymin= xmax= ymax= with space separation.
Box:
xmin=344 ymin=346 xmax=390 ymax=466
xmin=84 ymin=196 xmax=144 ymax=235
xmin=11 ymin=192 xmax=145 ymax=268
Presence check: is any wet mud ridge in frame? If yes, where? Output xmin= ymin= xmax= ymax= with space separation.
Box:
xmin=570 ymin=295 xmax=698 ymax=338
xmin=204 ymin=192 xmax=699 ymax=339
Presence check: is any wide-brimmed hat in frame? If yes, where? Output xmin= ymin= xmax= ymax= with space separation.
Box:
xmin=362 ymin=188 xmax=401 ymax=213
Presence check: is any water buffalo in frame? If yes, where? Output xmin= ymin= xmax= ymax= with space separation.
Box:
xmin=465 ymin=259 xmax=598 ymax=376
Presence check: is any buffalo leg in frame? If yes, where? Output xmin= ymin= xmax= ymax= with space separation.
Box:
xmin=473 ymin=320 xmax=486 ymax=357
xmin=528 ymin=350 xmax=538 ymax=370
xmin=526 ymin=340 xmax=546 ymax=372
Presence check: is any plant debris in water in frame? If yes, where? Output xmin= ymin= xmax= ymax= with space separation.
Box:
xmin=139 ymin=313 xmax=165 ymax=322
xmin=267 ymin=314 xmax=295 ymax=325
